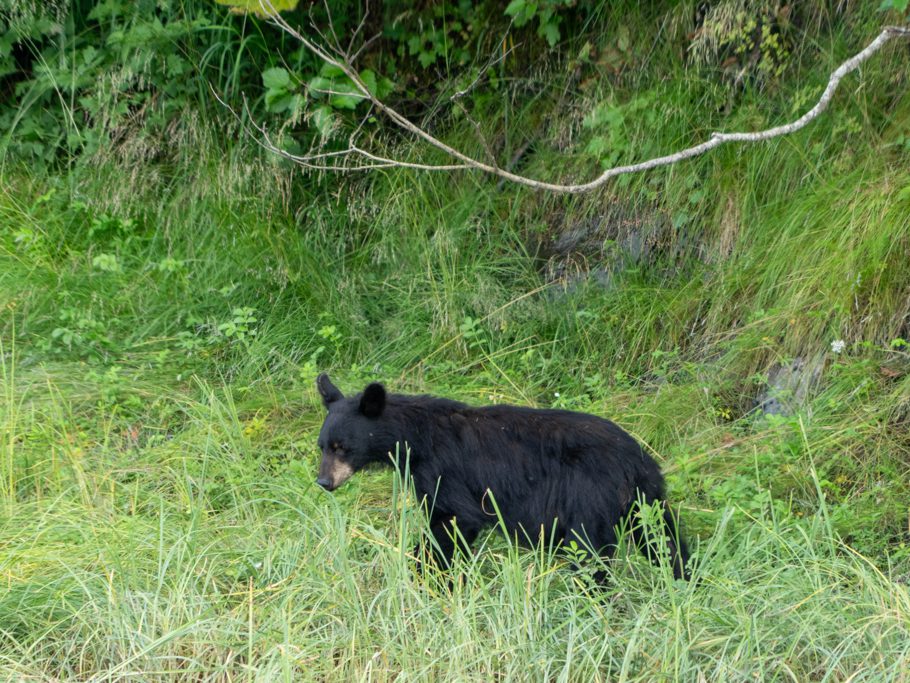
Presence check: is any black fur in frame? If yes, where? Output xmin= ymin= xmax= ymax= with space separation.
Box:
xmin=314 ymin=374 xmax=690 ymax=580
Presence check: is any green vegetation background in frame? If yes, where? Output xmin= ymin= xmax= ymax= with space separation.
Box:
xmin=1 ymin=0 xmax=909 ymax=679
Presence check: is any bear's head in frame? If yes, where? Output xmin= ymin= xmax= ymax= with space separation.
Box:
xmin=314 ymin=373 xmax=389 ymax=491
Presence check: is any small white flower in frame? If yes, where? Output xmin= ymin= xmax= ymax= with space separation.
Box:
xmin=554 ymin=392 xmax=560 ymax=397
xmin=831 ymin=339 xmax=846 ymax=354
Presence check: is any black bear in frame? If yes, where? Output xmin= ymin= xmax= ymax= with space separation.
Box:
xmin=314 ymin=374 xmax=689 ymax=580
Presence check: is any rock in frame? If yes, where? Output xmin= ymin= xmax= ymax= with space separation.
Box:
xmin=755 ymin=355 xmax=825 ymax=416
xmin=539 ymin=201 xmax=668 ymax=293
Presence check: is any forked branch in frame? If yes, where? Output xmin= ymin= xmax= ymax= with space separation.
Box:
xmin=250 ymin=3 xmax=910 ymax=194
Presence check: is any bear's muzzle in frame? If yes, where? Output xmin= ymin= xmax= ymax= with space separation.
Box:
xmin=316 ymin=454 xmax=354 ymax=491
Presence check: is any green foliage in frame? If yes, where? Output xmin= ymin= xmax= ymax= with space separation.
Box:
xmin=583 ymin=92 xmax=660 ymax=167
xmin=398 ymin=2 xmax=478 ymax=68
xmin=217 ymin=306 xmax=258 ymax=341
xmin=309 ymin=64 xmax=392 ymax=110
xmin=1 ymin=1 xmax=223 ymax=163
xmin=0 ymin=0 xmax=588 ymax=166
xmin=215 ymin=0 xmax=300 ymax=17
xmin=505 ymin=0 xmax=575 ymax=47
xmin=880 ymin=0 xmax=910 ymax=12
xmin=687 ymin=3 xmax=799 ymax=84
xmin=261 ymin=66 xmax=301 ymax=114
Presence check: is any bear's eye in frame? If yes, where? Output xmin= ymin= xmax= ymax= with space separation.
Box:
xmin=330 ymin=442 xmax=343 ymax=453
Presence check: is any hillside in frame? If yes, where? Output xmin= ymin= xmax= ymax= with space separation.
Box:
xmin=2 ymin=1 xmax=910 ymax=679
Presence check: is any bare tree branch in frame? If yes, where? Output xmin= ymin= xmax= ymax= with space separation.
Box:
xmin=317 ymin=0 xmax=343 ymax=57
xmin=453 ymin=99 xmax=500 ymax=168
xmin=211 ymin=88 xmax=473 ymax=173
xmin=349 ymin=32 xmax=381 ymax=65
xmin=250 ymin=3 xmax=910 ymax=193
xmin=344 ymin=0 xmax=369 ymax=59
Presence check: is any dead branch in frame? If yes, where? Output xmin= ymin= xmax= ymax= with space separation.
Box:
xmin=251 ymin=3 xmax=910 ymax=193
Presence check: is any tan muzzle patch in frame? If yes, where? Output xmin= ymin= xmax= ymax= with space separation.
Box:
xmin=317 ymin=454 xmax=354 ymax=491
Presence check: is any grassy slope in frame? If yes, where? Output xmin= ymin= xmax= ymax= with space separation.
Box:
xmin=2 ymin=4 xmax=910 ymax=681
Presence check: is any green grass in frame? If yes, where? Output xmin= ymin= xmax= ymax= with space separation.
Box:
xmin=1 ymin=360 xmax=909 ymax=680
xmin=3 ymin=2 xmax=910 ymax=679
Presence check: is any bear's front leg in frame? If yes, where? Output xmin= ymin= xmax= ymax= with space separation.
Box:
xmin=413 ymin=516 xmax=479 ymax=577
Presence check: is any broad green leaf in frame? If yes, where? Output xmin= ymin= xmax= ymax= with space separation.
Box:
xmin=214 ymin=0 xmax=300 ymax=18
xmin=355 ymin=68 xmax=393 ymax=100
xmin=328 ymin=81 xmax=364 ymax=110
xmin=318 ymin=63 xmax=346 ymax=78
xmin=505 ymin=0 xmax=526 ymax=17
xmin=359 ymin=69 xmax=378 ymax=96
xmin=307 ymin=76 xmax=332 ymax=97
xmin=505 ymin=0 xmax=534 ymax=27
xmin=262 ymin=67 xmax=291 ymax=90
xmin=375 ymin=76 xmax=394 ymax=99
xmin=265 ymin=89 xmax=293 ymax=113
xmin=418 ymin=51 xmax=436 ymax=68
xmin=541 ymin=22 xmax=560 ymax=47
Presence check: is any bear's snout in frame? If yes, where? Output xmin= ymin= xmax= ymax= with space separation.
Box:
xmin=317 ymin=453 xmax=354 ymax=491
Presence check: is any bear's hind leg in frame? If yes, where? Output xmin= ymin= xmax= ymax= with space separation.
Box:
xmin=629 ymin=499 xmax=690 ymax=581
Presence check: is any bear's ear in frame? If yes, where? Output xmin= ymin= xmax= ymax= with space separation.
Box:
xmin=359 ymin=382 xmax=386 ymax=418
xmin=316 ymin=373 xmax=343 ymax=408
